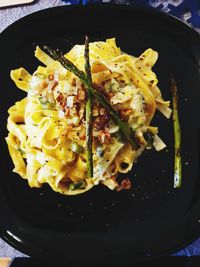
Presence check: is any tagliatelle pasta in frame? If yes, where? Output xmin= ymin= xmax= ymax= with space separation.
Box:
xmin=6 ymin=38 xmax=171 ymax=195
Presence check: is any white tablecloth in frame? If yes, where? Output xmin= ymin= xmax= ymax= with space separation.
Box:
xmin=0 ymin=0 xmax=65 ymax=33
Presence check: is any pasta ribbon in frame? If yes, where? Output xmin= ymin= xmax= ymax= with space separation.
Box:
xmin=10 ymin=68 xmax=32 ymax=91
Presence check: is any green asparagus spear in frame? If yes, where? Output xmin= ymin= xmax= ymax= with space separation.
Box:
xmin=171 ymin=75 xmax=182 ymax=188
xmin=84 ymin=36 xmax=93 ymax=178
xmin=42 ymin=45 xmax=139 ymax=150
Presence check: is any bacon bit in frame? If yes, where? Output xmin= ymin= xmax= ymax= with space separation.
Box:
xmin=59 ymin=179 xmax=71 ymax=189
xmin=46 ymin=80 xmax=58 ymax=103
xmin=119 ymin=110 xmax=127 ymax=120
xmin=93 ymin=83 xmax=108 ymax=97
xmin=46 ymin=76 xmax=58 ymax=99
xmin=93 ymin=113 xmax=110 ymax=131
xmin=77 ymin=87 xmax=86 ymax=101
xmin=97 ymin=130 xmax=111 ymax=144
xmin=39 ymin=81 xmax=48 ymax=90
xmin=120 ymin=109 xmax=132 ymax=118
xmin=121 ymin=178 xmax=131 ymax=190
xmin=125 ymin=109 xmax=132 ymax=116
xmin=56 ymin=93 xmax=64 ymax=102
xmin=102 ymin=135 xmax=110 ymax=144
xmin=104 ymin=130 xmax=111 ymax=144
xmin=65 ymin=108 xmax=70 ymax=117
xmin=80 ymin=133 xmax=86 ymax=140
xmin=95 ymin=84 xmax=104 ymax=91
xmin=75 ymin=102 xmax=80 ymax=112
xmin=71 ymin=78 xmax=76 ymax=87
xmin=116 ymin=178 xmax=131 ymax=192
xmin=100 ymin=132 xmax=106 ymax=144
xmin=108 ymin=92 xmax=114 ymax=98
xmin=53 ymin=81 xmax=58 ymax=90
xmin=56 ymin=93 xmax=66 ymax=111
xmin=110 ymin=175 xmax=117 ymax=181
xmin=79 ymin=128 xmax=86 ymax=140
xmin=119 ymin=110 xmax=125 ymax=116
xmin=48 ymin=74 xmax=54 ymax=81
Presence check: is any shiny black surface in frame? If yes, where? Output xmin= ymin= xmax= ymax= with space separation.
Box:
xmin=0 ymin=5 xmax=200 ymax=263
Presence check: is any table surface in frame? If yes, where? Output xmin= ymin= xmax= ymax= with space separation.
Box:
xmin=0 ymin=0 xmax=200 ymax=258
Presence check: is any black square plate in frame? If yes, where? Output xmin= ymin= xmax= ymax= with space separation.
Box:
xmin=0 ymin=4 xmax=200 ymax=264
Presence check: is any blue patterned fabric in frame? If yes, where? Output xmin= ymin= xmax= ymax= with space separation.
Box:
xmin=61 ymin=0 xmax=200 ymax=257
xmin=62 ymin=0 xmax=200 ymax=31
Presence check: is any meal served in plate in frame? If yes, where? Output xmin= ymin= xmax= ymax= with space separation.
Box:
xmin=6 ymin=37 xmax=171 ymax=195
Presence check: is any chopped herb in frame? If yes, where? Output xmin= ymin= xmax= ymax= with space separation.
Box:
xmin=69 ymin=180 xmax=86 ymax=190
xmin=39 ymin=97 xmax=55 ymax=110
xmin=144 ymin=131 xmax=155 ymax=149
xmin=113 ymin=131 xmax=125 ymax=143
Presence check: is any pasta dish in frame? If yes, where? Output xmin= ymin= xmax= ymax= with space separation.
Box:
xmin=6 ymin=38 xmax=171 ymax=195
